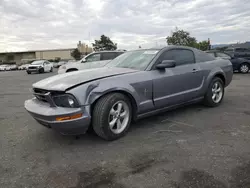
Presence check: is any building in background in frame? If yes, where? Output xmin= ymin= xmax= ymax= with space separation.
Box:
xmin=0 ymin=41 xmax=93 ymax=65
xmin=35 ymin=48 xmax=75 ymax=60
xmin=0 ymin=48 xmax=74 ymax=65
xmin=77 ymin=41 xmax=93 ymax=55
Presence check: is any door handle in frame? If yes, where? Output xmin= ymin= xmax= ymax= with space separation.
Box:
xmin=192 ymin=69 xmax=198 ymax=73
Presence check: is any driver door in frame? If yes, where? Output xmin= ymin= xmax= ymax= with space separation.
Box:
xmin=152 ymin=49 xmax=204 ymax=109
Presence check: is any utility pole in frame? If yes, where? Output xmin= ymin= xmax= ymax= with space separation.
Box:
xmin=208 ymin=38 xmax=211 ymax=50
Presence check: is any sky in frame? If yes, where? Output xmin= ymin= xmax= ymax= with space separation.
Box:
xmin=1 ymin=0 xmax=250 ymax=52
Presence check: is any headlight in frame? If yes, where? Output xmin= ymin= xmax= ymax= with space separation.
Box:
xmin=52 ymin=94 xmax=79 ymax=108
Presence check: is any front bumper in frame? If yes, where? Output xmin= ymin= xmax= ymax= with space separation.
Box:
xmin=27 ymin=68 xmax=39 ymax=73
xmin=24 ymin=98 xmax=91 ymax=135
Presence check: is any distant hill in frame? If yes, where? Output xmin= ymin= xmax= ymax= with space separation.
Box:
xmin=211 ymin=42 xmax=250 ymax=49
xmin=211 ymin=44 xmax=231 ymax=49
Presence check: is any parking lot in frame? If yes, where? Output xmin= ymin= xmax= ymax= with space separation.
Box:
xmin=1 ymin=70 xmax=250 ymax=188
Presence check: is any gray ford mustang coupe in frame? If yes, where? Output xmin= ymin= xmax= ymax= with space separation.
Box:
xmin=25 ymin=46 xmax=233 ymax=140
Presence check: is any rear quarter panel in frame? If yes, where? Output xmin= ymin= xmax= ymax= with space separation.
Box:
xmin=199 ymin=59 xmax=233 ymax=94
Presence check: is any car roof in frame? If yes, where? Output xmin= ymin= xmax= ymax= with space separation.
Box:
xmin=130 ymin=45 xmax=198 ymax=51
xmin=92 ymin=51 xmax=124 ymax=53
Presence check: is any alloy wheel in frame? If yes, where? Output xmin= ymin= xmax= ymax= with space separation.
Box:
xmin=108 ymin=101 xmax=130 ymax=134
xmin=240 ymin=64 xmax=249 ymax=73
xmin=212 ymin=82 xmax=223 ymax=103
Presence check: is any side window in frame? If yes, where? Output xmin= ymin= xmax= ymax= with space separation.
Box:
xmin=161 ymin=49 xmax=195 ymax=66
xmin=195 ymin=50 xmax=215 ymax=62
xmin=85 ymin=53 xmax=101 ymax=62
xmin=102 ymin=52 xmax=116 ymax=60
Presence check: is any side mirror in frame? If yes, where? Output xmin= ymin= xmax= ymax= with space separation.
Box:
xmin=81 ymin=58 xmax=86 ymax=63
xmin=156 ymin=60 xmax=176 ymax=69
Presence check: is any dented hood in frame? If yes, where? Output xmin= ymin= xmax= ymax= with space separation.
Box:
xmin=32 ymin=67 xmax=138 ymax=91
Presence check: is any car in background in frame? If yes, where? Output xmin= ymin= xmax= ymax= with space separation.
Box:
xmin=53 ymin=61 xmax=68 ymax=68
xmin=0 ymin=64 xmax=12 ymax=71
xmin=10 ymin=65 xmax=18 ymax=71
xmin=58 ymin=51 xmax=124 ymax=74
xmin=57 ymin=61 xmax=67 ymax=68
xmin=27 ymin=60 xmax=53 ymax=74
xmin=25 ymin=46 xmax=233 ymax=140
xmin=52 ymin=62 xmax=58 ymax=68
xmin=18 ymin=64 xmax=30 ymax=70
xmin=0 ymin=64 xmax=9 ymax=71
xmin=206 ymin=50 xmax=250 ymax=73
xmin=224 ymin=47 xmax=250 ymax=60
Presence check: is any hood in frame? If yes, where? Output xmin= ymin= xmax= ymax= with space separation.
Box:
xmin=33 ymin=67 xmax=138 ymax=91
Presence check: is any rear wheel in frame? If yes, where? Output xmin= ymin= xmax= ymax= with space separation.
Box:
xmin=239 ymin=63 xmax=249 ymax=74
xmin=203 ymin=77 xmax=224 ymax=107
xmin=66 ymin=69 xmax=78 ymax=73
xmin=92 ymin=93 xmax=132 ymax=141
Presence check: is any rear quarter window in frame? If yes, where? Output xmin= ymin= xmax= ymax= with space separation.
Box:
xmin=195 ymin=50 xmax=216 ymax=63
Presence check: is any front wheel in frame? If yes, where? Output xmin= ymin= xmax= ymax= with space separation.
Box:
xmin=203 ymin=77 xmax=224 ymax=107
xmin=239 ymin=63 xmax=249 ymax=74
xmin=92 ymin=93 xmax=132 ymax=141
xmin=39 ymin=68 xmax=44 ymax=74
xmin=50 ymin=67 xmax=53 ymax=72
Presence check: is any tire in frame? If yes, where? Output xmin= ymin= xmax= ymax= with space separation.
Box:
xmin=239 ymin=63 xmax=249 ymax=74
xmin=50 ymin=67 xmax=53 ymax=72
xmin=27 ymin=71 xmax=31 ymax=74
xmin=39 ymin=68 xmax=44 ymax=74
xmin=66 ymin=69 xmax=78 ymax=73
xmin=92 ymin=93 xmax=132 ymax=141
xmin=203 ymin=77 xmax=224 ymax=107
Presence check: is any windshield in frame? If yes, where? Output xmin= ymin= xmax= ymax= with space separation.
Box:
xmin=106 ymin=50 xmax=159 ymax=70
xmin=31 ymin=60 xmax=44 ymax=65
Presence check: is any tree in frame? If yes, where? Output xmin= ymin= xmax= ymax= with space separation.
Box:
xmin=166 ymin=28 xmax=197 ymax=47
xmin=92 ymin=35 xmax=117 ymax=51
xmin=196 ymin=40 xmax=210 ymax=51
xmin=166 ymin=28 xmax=211 ymax=51
xmin=71 ymin=48 xmax=81 ymax=60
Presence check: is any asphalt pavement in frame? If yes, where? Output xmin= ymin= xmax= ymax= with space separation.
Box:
xmin=1 ymin=70 xmax=250 ymax=188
